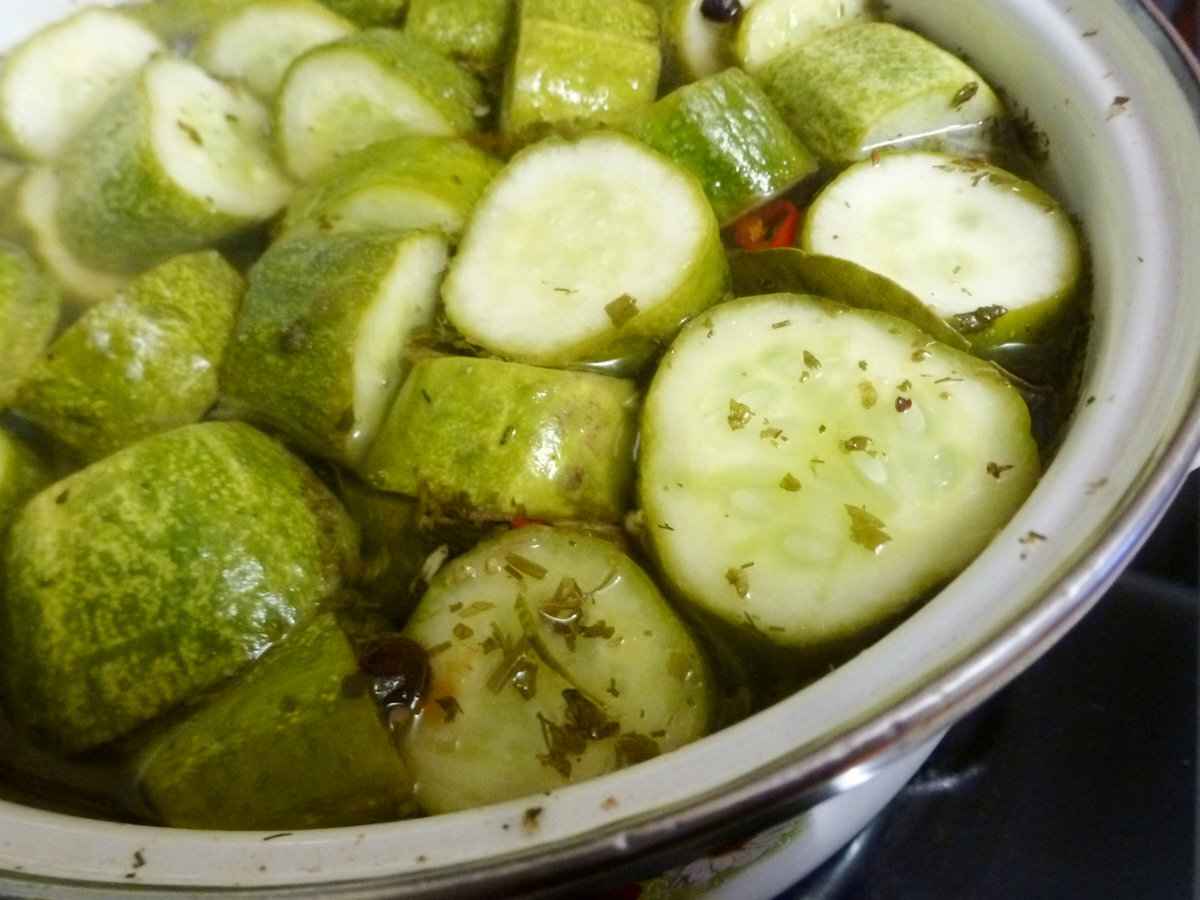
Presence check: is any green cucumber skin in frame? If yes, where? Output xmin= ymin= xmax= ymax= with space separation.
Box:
xmin=0 ymin=240 xmax=61 ymax=409
xmin=405 ymin=0 xmax=516 ymax=78
xmin=138 ymin=614 xmax=412 ymax=830
xmin=364 ymin=354 xmax=639 ymax=523
xmin=14 ymin=251 xmax=245 ymax=461
xmin=0 ymin=420 xmax=359 ymax=755
xmin=631 ymin=66 xmax=817 ymax=225
xmin=400 ymin=524 xmax=713 ymax=813
xmin=522 ymin=0 xmax=660 ymax=41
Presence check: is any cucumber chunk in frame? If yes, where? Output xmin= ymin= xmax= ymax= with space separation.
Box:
xmin=758 ymin=22 xmax=1004 ymax=163
xmin=276 ymin=135 xmax=501 ymax=242
xmin=193 ymin=0 xmax=356 ymax=99
xmin=0 ymin=8 xmax=166 ymax=161
xmin=639 ymin=293 xmax=1040 ymax=648
xmin=52 ymin=55 xmax=294 ymax=276
xmin=364 ymin=354 xmax=639 ymax=523
xmin=0 ymin=240 xmax=61 ymax=409
xmin=630 ymin=66 xmax=817 ymax=225
xmin=14 ymin=251 xmax=245 ymax=462
xmin=398 ymin=524 xmax=714 ymax=813
xmin=220 ymin=230 xmax=447 ymax=466
xmin=0 ymin=420 xmax=359 ymax=755
xmin=273 ymin=29 xmax=485 ymax=182
xmin=442 ymin=131 xmax=729 ymax=370
xmin=801 ymin=152 xmax=1082 ymax=348
xmin=137 ymin=614 xmax=413 ymax=830
xmin=733 ymin=0 xmax=871 ymax=73
xmin=405 ymin=0 xmax=515 ymax=80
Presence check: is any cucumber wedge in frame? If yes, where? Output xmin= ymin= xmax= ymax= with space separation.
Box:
xmin=220 ymin=230 xmax=447 ymax=465
xmin=273 ymin=29 xmax=485 ymax=182
xmin=398 ymin=524 xmax=714 ymax=813
xmin=364 ymin=354 xmax=640 ymax=523
xmin=638 ymin=293 xmax=1040 ymax=648
xmin=758 ymin=21 xmax=1005 ymax=163
xmin=193 ymin=0 xmax=356 ymax=99
xmin=52 ymin=54 xmax=294 ymax=276
xmin=442 ymin=131 xmax=729 ymax=370
xmin=14 ymin=251 xmax=245 ymax=462
xmin=0 ymin=240 xmax=61 ymax=409
xmin=733 ymin=0 xmax=872 ymax=73
xmin=801 ymin=152 xmax=1082 ymax=348
xmin=0 ymin=8 xmax=166 ymax=161
xmin=0 ymin=420 xmax=359 ymax=755
xmin=276 ymin=135 xmax=502 ymax=241
xmin=137 ymin=614 xmax=413 ymax=830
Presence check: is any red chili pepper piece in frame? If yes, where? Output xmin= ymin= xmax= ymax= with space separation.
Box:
xmin=733 ymin=198 xmax=801 ymax=250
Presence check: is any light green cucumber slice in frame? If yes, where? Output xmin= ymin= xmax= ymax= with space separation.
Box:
xmin=14 ymin=251 xmax=245 ymax=461
xmin=276 ymin=135 xmax=501 ymax=241
xmin=3 ymin=167 xmax=128 ymax=308
xmin=801 ymin=152 xmax=1082 ymax=348
xmin=661 ymin=0 xmax=757 ymax=85
xmin=629 ymin=66 xmax=817 ymax=225
xmin=273 ymin=29 xmax=485 ymax=182
xmin=0 ymin=420 xmax=359 ymax=755
xmin=137 ymin=614 xmax=413 ymax=830
xmin=405 ymin=0 xmax=516 ymax=79
xmin=220 ymin=230 xmax=447 ymax=465
xmin=734 ymin=0 xmax=872 ymax=73
xmin=193 ymin=0 xmax=356 ymax=99
xmin=0 ymin=8 xmax=165 ymax=162
xmin=442 ymin=131 xmax=729 ymax=370
xmin=758 ymin=21 xmax=1005 ymax=163
xmin=399 ymin=524 xmax=714 ymax=813
xmin=500 ymin=9 xmax=661 ymax=144
xmin=639 ymin=293 xmax=1040 ymax=648
xmin=53 ymin=54 xmax=294 ymax=276
xmin=0 ymin=240 xmax=61 ymax=409
xmin=0 ymin=427 xmax=51 ymax=532
xmin=364 ymin=354 xmax=639 ymax=523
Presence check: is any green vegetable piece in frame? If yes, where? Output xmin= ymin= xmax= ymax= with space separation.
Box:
xmin=52 ymin=55 xmax=294 ymax=276
xmin=14 ymin=251 xmax=245 ymax=461
xmin=405 ymin=0 xmax=515 ymax=79
xmin=400 ymin=524 xmax=713 ymax=813
xmin=273 ymin=28 xmax=486 ymax=182
xmin=316 ymin=0 xmax=409 ymax=26
xmin=0 ymin=426 xmax=52 ymax=533
xmin=733 ymin=0 xmax=872 ymax=73
xmin=137 ymin=614 xmax=412 ymax=830
xmin=639 ymin=293 xmax=1040 ymax=648
xmin=220 ymin=230 xmax=448 ymax=466
xmin=364 ymin=354 xmax=639 ymax=523
xmin=727 ymin=247 xmax=971 ymax=351
xmin=0 ymin=420 xmax=360 ymax=755
xmin=758 ymin=21 xmax=1005 ymax=163
xmin=630 ymin=66 xmax=817 ymax=225
xmin=277 ymin=135 xmax=502 ymax=242
xmin=0 ymin=240 xmax=60 ymax=409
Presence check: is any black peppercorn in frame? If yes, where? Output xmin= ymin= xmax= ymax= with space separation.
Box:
xmin=700 ymin=0 xmax=742 ymax=24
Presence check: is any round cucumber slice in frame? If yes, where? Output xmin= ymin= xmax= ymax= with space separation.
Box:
xmin=442 ymin=131 xmax=729 ymax=370
xmin=0 ymin=420 xmax=360 ymax=755
xmin=639 ymin=293 xmax=1040 ymax=648
xmin=801 ymin=152 xmax=1082 ymax=348
xmin=0 ymin=240 xmax=60 ymax=409
xmin=398 ymin=524 xmax=714 ymax=813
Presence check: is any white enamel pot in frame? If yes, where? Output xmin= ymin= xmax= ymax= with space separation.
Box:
xmin=1 ymin=1 xmax=1199 ymax=897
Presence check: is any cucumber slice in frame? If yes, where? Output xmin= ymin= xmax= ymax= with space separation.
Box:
xmin=405 ymin=0 xmax=516 ymax=79
xmin=276 ymin=135 xmax=502 ymax=241
xmin=758 ymin=21 xmax=1005 ymax=163
xmin=733 ymin=0 xmax=871 ymax=73
xmin=137 ymin=614 xmax=413 ymax=830
xmin=442 ymin=131 xmax=729 ymax=370
xmin=0 ymin=8 xmax=165 ymax=161
xmin=0 ymin=420 xmax=359 ymax=755
xmin=801 ymin=152 xmax=1082 ymax=348
xmin=398 ymin=524 xmax=714 ymax=813
xmin=4 ymin=167 xmax=129 ymax=309
xmin=273 ymin=28 xmax=485 ymax=182
xmin=193 ymin=0 xmax=356 ymax=99
xmin=500 ymin=2 xmax=661 ymax=144
xmin=53 ymin=54 xmax=294 ymax=276
xmin=220 ymin=230 xmax=447 ymax=465
xmin=14 ymin=251 xmax=245 ymax=462
xmin=639 ymin=293 xmax=1040 ymax=648
xmin=0 ymin=240 xmax=61 ymax=409
xmin=363 ymin=354 xmax=639 ymax=523
xmin=629 ymin=66 xmax=817 ymax=225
